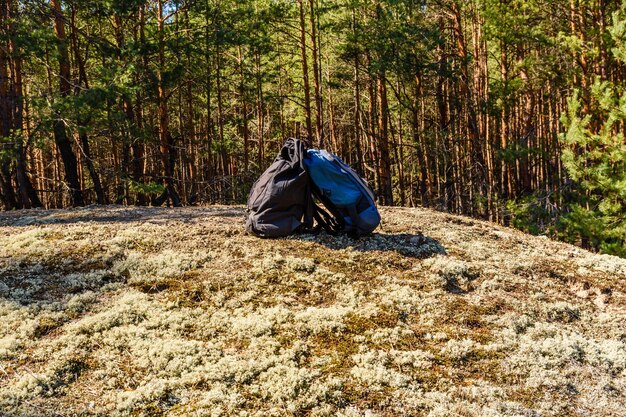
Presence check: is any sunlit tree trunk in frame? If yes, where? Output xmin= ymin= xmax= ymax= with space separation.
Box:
xmin=298 ymin=0 xmax=313 ymax=142
xmin=309 ymin=0 xmax=323 ymax=147
xmin=377 ymin=74 xmax=393 ymax=206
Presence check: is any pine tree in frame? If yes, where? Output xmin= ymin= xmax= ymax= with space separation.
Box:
xmin=559 ymin=7 xmax=626 ymax=256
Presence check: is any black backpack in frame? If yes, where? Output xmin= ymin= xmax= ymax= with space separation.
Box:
xmin=245 ymin=138 xmax=373 ymax=238
xmin=245 ymin=139 xmax=313 ymax=237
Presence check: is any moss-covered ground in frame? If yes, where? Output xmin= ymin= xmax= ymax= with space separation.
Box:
xmin=0 ymin=206 xmax=624 ymax=416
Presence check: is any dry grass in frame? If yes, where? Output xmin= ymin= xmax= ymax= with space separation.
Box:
xmin=0 ymin=205 xmax=624 ymax=416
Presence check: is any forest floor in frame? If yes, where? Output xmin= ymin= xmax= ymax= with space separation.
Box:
xmin=0 ymin=205 xmax=624 ymax=417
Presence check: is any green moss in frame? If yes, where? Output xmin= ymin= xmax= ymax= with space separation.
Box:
xmin=344 ymin=310 xmax=400 ymax=333
xmin=310 ymin=331 xmax=359 ymax=374
xmin=32 ymin=316 xmax=66 ymax=338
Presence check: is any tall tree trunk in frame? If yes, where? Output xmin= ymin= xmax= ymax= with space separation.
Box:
xmin=366 ymin=55 xmax=379 ymax=197
xmin=500 ymin=39 xmax=511 ymax=202
xmin=133 ymin=5 xmax=147 ymax=205
xmin=413 ymin=75 xmax=429 ymax=206
xmin=184 ymin=8 xmax=197 ymax=204
xmin=0 ymin=0 xmax=17 ymax=209
xmin=238 ymin=46 xmax=249 ymax=171
xmin=216 ymin=44 xmax=227 ymax=178
xmin=204 ymin=0 xmax=213 ymax=185
xmin=298 ymin=0 xmax=313 ymax=142
xmin=309 ymin=0 xmax=323 ymax=146
xmin=377 ymin=74 xmax=393 ymax=205
xmin=51 ymin=0 xmax=83 ymax=206
xmin=351 ymin=8 xmax=364 ymax=176
xmin=452 ymin=1 xmax=483 ymax=215
xmin=71 ymin=4 xmax=105 ymax=204
xmin=156 ymin=0 xmax=180 ymax=206
xmin=255 ymin=50 xmax=264 ymax=168
xmin=518 ymin=46 xmax=533 ymax=193
xmin=327 ymin=67 xmax=338 ymax=154
xmin=16 ymin=70 xmax=42 ymax=207
xmin=9 ymin=0 xmax=40 ymax=208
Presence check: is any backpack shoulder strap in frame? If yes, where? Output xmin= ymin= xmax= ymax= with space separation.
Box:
xmin=312 ymin=201 xmax=342 ymax=235
xmin=310 ymin=184 xmax=345 ymax=234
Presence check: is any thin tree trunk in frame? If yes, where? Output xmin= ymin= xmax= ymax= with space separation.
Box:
xmin=156 ymin=0 xmax=180 ymax=206
xmin=326 ymin=68 xmax=338 ymax=154
xmin=377 ymin=74 xmax=393 ymax=205
xmin=71 ymin=5 xmax=105 ymax=204
xmin=298 ymin=0 xmax=313 ymax=142
xmin=0 ymin=0 xmax=17 ymax=209
xmin=10 ymin=1 xmax=40 ymax=209
xmin=216 ymin=44 xmax=227 ymax=178
xmin=204 ymin=0 xmax=214 ymax=185
xmin=309 ymin=0 xmax=323 ymax=146
xmin=51 ymin=0 xmax=83 ymax=206
xmin=500 ymin=39 xmax=511 ymax=202
xmin=238 ymin=46 xmax=249 ymax=171
xmin=19 ymin=74 xmax=42 ymax=207
xmin=413 ymin=76 xmax=429 ymax=206
xmin=184 ymin=8 xmax=197 ymax=204
xmin=352 ymin=9 xmax=364 ymax=177
xmin=256 ymin=50 xmax=264 ymax=168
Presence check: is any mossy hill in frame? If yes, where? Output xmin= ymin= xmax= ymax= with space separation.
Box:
xmin=0 ymin=206 xmax=624 ymax=416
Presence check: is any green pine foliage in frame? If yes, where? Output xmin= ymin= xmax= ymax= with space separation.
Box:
xmin=559 ymin=8 xmax=626 ymax=257
xmin=506 ymin=194 xmax=558 ymax=236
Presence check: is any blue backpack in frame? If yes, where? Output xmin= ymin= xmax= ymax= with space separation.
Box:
xmin=305 ymin=149 xmax=381 ymax=236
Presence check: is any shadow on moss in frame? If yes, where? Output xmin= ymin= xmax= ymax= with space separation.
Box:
xmin=293 ymin=232 xmax=446 ymax=259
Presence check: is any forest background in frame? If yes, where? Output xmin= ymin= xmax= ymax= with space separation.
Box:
xmin=0 ymin=0 xmax=625 ymax=256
